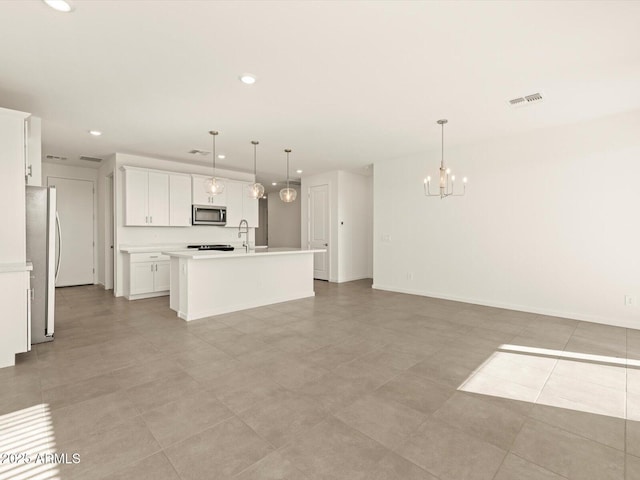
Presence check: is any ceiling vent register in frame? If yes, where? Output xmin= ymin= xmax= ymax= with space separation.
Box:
xmin=509 ymin=92 xmax=543 ymax=107
xmin=45 ymin=154 xmax=67 ymax=161
xmin=79 ymin=155 xmax=103 ymax=163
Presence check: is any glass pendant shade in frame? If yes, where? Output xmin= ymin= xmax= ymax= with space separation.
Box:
xmin=204 ymin=130 xmax=225 ymax=195
xmin=247 ymin=140 xmax=264 ymax=199
xmin=279 ymin=187 xmax=297 ymax=203
xmin=204 ymin=176 xmax=225 ymax=195
xmin=279 ymin=148 xmax=297 ymax=203
xmin=247 ymin=182 xmax=265 ymax=199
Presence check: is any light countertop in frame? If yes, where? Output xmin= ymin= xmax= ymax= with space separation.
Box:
xmin=119 ymin=243 xmax=260 ymax=254
xmin=0 ymin=261 xmax=33 ymax=273
xmin=161 ymin=247 xmax=325 ymax=260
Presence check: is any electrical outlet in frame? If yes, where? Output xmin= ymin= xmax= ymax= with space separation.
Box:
xmin=625 ymin=295 xmax=636 ymax=307
xmin=381 ymin=234 xmax=391 ymax=243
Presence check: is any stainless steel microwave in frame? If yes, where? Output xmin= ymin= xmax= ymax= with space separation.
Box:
xmin=192 ymin=205 xmax=227 ymax=225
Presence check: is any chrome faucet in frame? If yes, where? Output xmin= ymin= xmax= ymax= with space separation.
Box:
xmin=238 ymin=219 xmax=249 ymax=252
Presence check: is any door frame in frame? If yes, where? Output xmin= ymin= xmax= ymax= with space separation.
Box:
xmin=105 ymin=173 xmax=115 ymax=290
xmin=46 ymin=175 xmax=96 ymax=286
xmin=307 ymin=183 xmax=331 ymax=281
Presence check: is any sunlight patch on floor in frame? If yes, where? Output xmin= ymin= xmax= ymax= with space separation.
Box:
xmin=0 ymin=404 xmax=59 ymax=480
xmin=459 ymin=344 xmax=633 ymax=420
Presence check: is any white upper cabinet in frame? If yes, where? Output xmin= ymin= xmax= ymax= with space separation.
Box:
xmin=123 ymin=167 xmax=192 ymax=227
xmin=25 ymin=116 xmax=42 ymax=186
xmin=124 ymin=168 xmax=150 ymax=226
xmin=122 ymin=166 xmax=257 ymax=228
xmin=244 ymin=191 xmax=259 ymax=227
xmin=225 ymin=180 xmax=259 ymax=228
xmin=192 ymin=174 xmax=227 ymax=207
xmin=225 ymin=180 xmax=243 ymax=227
xmin=147 ymin=171 xmax=169 ymax=226
xmin=169 ymin=174 xmax=192 ymax=226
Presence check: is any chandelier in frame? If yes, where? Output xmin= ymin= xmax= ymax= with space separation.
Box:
xmin=424 ymin=119 xmax=467 ymax=198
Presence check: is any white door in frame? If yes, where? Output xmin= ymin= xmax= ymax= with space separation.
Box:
xmin=309 ymin=184 xmax=330 ymax=280
xmin=47 ymin=177 xmax=95 ymax=287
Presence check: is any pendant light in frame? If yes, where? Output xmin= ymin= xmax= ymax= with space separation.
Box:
xmin=279 ymin=149 xmax=297 ymax=203
xmin=204 ymin=130 xmax=225 ymax=195
xmin=423 ymin=119 xmax=467 ymax=199
xmin=247 ymin=140 xmax=265 ymax=199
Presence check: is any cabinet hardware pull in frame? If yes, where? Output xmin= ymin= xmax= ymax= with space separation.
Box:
xmin=150 ymin=216 xmax=153 ymax=223
xmin=145 ymin=216 xmax=148 ymax=223
xmin=150 ymin=264 xmax=153 ymax=272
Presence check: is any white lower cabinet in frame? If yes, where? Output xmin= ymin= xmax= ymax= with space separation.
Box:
xmin=124 ymin=253 xmax=170 ymax=300
xmin=0 ymin=269 xmax=30 ymax=368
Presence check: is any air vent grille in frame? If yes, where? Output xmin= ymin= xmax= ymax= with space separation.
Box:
xmin=45 ymin=154 xmax=67 ymax=161
xmin=509 ymin=92 xmax=543 ymax=108
xmin=525 ymin=93 xmax=543 ymax=103
xmin=188 ymin=149 xmax=210 ymax=155
xmin=79 ymin=155 xmax=103 ymax=163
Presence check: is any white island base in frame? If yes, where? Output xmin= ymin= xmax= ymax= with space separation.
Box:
xmin=164 ymin=248 xmax=323 ymax=321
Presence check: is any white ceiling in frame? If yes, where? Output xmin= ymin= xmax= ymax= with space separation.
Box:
xmin=1 ymin=0 xmax=639 ymax=185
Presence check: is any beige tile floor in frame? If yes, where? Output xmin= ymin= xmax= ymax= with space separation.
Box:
xmin=0 ymin=280 xmax=639 ymax=479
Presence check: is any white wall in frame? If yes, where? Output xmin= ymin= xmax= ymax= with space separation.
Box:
xmin=42 ymin=162 xmax=99 ymax=284
xmin=267 ymin=188 xmax=301 ymax=248
xmin=373 ymin=109 xmax=640 ymax=329
xmin=111 ymin=153 xmax=256 ymax=296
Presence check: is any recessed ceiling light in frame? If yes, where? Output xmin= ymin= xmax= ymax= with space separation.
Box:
xmin=271 ymin=182 xmax=277 ymax=186
xmin=239 ymin=74 xmax=257 ymax=85
xmin=43 ymin=0 xmax=74 ymax=12
xmin=88 ymin=130 xmax=102 ymax=136
xmin=217 ymin=154 xmax=226 ymax=159
xmin=296 ymin=169 xmax=303 ymax=174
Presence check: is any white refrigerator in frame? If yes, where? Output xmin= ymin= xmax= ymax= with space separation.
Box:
xmin=25 ymin=185 xmax=57 ymax=344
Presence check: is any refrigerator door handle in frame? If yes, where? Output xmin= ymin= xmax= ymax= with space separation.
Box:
xmin=55 ymin=212 xmax=62 ymax=283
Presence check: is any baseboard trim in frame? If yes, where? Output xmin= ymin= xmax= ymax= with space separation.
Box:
xmin=371 ymin=283 xmax=636 ymax=330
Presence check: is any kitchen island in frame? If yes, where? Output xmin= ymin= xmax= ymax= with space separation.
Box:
xmin=162 ymin=247 xmax=325 ymax=321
